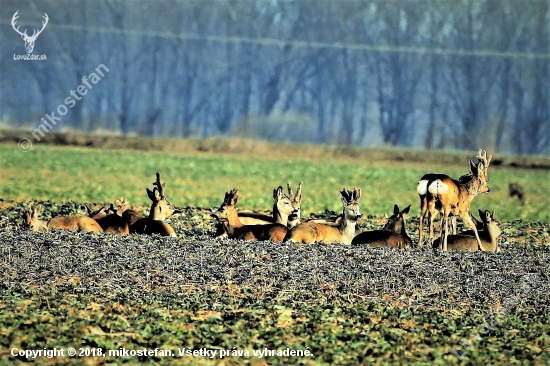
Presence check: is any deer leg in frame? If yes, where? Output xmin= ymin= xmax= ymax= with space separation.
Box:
xmin=441 ymin=212 xmax=449 ymax=251
xmin=452 ymin=217 xmax=457 ymax=235
xmin=418 ymin=196 xmax=427 ymax=247
xmin=462 ymin=214 xmax=485 ymax=251
xmin=428 ymin=203 xmax=437 ymax=245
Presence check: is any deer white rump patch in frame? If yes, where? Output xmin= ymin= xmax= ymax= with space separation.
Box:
xmin=428 ymin=180 xmax=449 ymax=195
xmin=417 ymin=180 xmax=429 ymax=195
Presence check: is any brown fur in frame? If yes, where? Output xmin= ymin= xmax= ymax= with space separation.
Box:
xmin=285 ymin=188 xmax=362 ymax=245
xmin=129 ymin=173 xmax=178 ymax=237
xmin=215 ymin=182 xmax=303 ymax=238
xmin=86 ymin=202 xmax=129 ymax=234
xmin=214 ymin=187 xmax=288 ymax=242
xmin=23 ymin=204 xmax=102 ymax=233
xmin=352 ymin=204 xmax=412 ymax=248
xmin=418 ymin=149 xmax=492 ymax=251
xmin=433 ymin=210 xmax=502 ymax=252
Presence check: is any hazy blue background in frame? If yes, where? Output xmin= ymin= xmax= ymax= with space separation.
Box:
xmin=1 ymin=0 xmax=549 ymax=155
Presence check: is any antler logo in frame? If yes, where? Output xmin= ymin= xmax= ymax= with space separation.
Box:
xmin=11 ymin=11 xmax=49 ymax=54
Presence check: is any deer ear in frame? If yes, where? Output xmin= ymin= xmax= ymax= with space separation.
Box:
xmin=341 ymin=191 xmax=347 ymax=205
xmin=469 ymin=160 xmax=477 ymax=173
xmin=393 ymin=204 xmax=399 ymax=215
xmin=401 ymin=205 xmax=411 ymax=215
xmin=146 ymin=188 xmax=156 ymax=201
xmin=35 ymin=204 xmax=42 ymax=216
xmin=478 ymin=209 xmax=485 ymax=220
xmin=275 ymin=186 xmax=283 ymax=200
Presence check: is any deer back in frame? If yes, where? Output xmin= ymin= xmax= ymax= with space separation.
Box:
xmin=47 ymin=216 xmax=103 ymax=233
xmin=352 ymin=204 xmax=412 ymax=248
xmin=285 ymin=188 xmax=361 ymax=244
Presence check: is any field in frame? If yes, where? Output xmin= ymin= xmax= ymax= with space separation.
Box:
xmin=0 ymin=138 xmax=549 ymax=365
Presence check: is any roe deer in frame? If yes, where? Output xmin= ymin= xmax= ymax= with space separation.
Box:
xmin=23 ymin=204 xmax=103 ymax=233
xmin=352 ymin=204 xmax=412 ymax=248
xmin=418 ymin=149 xmax=492 ymax=251
xmin=214 ymin=188 xmax=288 ymax=242
xmin=215 ymin=182 xmax=303 ymax=237
xmin=238 ymin=182 xmax=303 ymax=226
xmin=432 ymin=210 xmax=502 ymax=252
xmin=509 ymin=183 xmax=525 ymax=205
xmin=85 ymin=201 xmax=129 ymax=234
xmin=130 ymin=173 xmax=178 ymax=237
xmin=284 ymin=188 xmax=362 ymax=244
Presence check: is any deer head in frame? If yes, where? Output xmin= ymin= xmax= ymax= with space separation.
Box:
xmin=12 ymin=11 xmax=49 ymax=54
xmin=340 ymin=188 xmax=362 ymax=222
xmin=287 ymin=181 xmax=303 ymax=225
xmin=146 ymin=172 xmax=180 ymax=221
xmin=383 ymin=204 xmax=411 ymax=235
xmin=215 ymin=188 xmax=239 ymax=224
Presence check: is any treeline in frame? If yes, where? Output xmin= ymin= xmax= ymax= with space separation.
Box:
xmin=1 ymin=0 xmax=549 ymax=155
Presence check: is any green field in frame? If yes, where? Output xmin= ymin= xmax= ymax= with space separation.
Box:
xmin=0 ymin=142 xmax=548 ymax=223
xmin=0 ymin=140 xmax=549 ymax=365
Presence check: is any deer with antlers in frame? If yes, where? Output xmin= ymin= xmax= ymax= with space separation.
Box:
xmin=215 ymin=182 xmax=303 ymax=237
xmin=11 ymin=11 xmax=49 ymax=54
xmin=417 ymin=149 xmax=492 ymax=251
xmin=129 ymin=173 xmax=180 ymax=237
xmin=214 ymin=188 xmax=289 ymax=242
xmin=284 ymin=188 xmax=362 ymax=244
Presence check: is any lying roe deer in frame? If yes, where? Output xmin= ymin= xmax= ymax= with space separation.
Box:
xmin=284 ymin=188 xmax=362 ymax=244
xmin=419 ymin=149 xmax=492 ymax=251
xmin=215 ymin=182 xmax=303 ymax=237
xmin=23 ymin=204 xmax=103 ymax=232
xmin=352 ymin=204 xmax=412 ymax=248
xmin=85 ymin=201 xmax=129 ymax=234
xmin=130 ymin=173 xmax=178 ymax=237
xmin=432 ymin=210 xmax=502 ymax=252
xmin=214 ymin=188 xmax=288 ymax=242
xmin=238 ymin=182 xmax=303 ymax=227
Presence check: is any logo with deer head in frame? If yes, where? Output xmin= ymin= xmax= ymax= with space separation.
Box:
xmin=11 ymin=11 xmax=49 ymax=54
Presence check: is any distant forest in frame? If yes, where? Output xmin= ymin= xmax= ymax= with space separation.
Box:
xmin=1 ymin=0 xmax=549 ymax=155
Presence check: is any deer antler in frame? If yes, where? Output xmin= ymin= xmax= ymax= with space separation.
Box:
xmin=11 ymin=11 xmax=26 ymax=38
xmin=152 ymin=172 xmax=166 ymax=197
xmin=476 ymin=149 xmax=492 ymax=170
xmin=287 ymin=181 xmax=303 ymax=203
xmin=340 ymin=188 xmax=352 ymax=202
xmin=11 ymin=12 xmax=48 ymax=40
xmin=353 ymin=188 xmax=362 ymax=201
xmin=224 ymin=188 xmax=239 ymax=206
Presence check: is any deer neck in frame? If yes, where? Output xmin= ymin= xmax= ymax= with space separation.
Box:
xmin=272 ymin=202 xmax=288 ymax=226
xmin=338 ymin=210 xmax=357 ymax=241
xmin=148 ymin=203 xmax=165 ymax=221
xmin=462 ymin=178 xmax=482 ymax=198
xmin=224 ymin=207 xmax=243 ymax=235
xmin=38 ymin=219 xmax=48 ymax=231
xmin=485 ymin=224 xmax=500 ymax=251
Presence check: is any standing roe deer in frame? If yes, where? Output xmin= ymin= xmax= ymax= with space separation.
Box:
xmin=352 ymin=204 xmax=412 ymax=248
xmin=418 ymin=149 xmax=492 ymax=251
xmin=214 ymin=188 xmax=288 ymax=242
xmin=130 ymin=173 xmax=178 ymax=237
xmin=23 ymin=204 xmax=103 ymax=232
xmin=284 ymin=188 xmax=362 ymax=244
xmin=432 ymin=209 xmax=502 ymax=252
